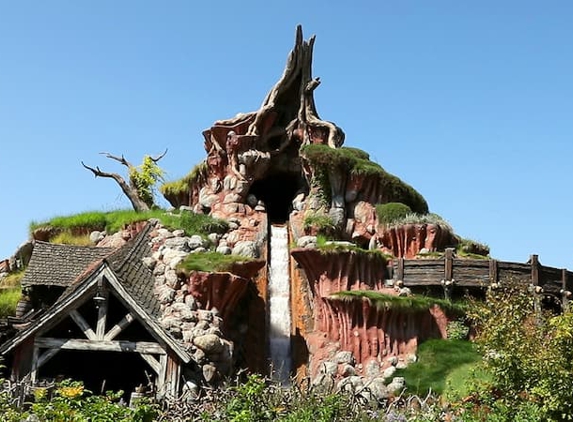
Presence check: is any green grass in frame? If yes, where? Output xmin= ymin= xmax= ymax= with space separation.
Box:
xmin=388 ymin=212 xmax=453 ymax=232
xmin=303 ymin=213 xmax=337 ymax=236
xmin=300 ymin=144 xmax=428 ymax=214
xmin=160 ymin=161 xmax=208 ymax=198
xmin=0 ymin=287 xmax=22 ymax=318
xmin=177 ymin=251 xmax=254 ymax=274
xmin=0 ymin=269 xmax=25 ymax=288
xmin=50 ymin=232 xmax=94 ymax=246
xmin=375 ymin=202 xmax=413 ymax=225
xmin=395 ymin=339 xmax=483 ymax=396
xmin=331 ymin=290 xmax=466 ymax=314
xmin=30 ymin=209 xmax=228 ymax=240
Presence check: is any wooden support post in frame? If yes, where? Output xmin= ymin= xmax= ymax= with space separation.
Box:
xmin=562 ymin=269 xmax=570 ymax=312
xmin=530 ymin=254 xmax=541 ymax=323
xmin=96 ymin=286 xmax=109 ymax=340
xmin=444 ymin=248 xmax=454 ymax=281
xmin=396 ymin=258 xmax=404 ymax=283
xmin=70 ymin=310 xmax=97 ymax=340
xmin=30 ymin=346 xmax=39 ymax=384
xmin=489 ymin=259 xmax=498 ymax=285
xmin=157 ymin=354 xmax=167 ymax=396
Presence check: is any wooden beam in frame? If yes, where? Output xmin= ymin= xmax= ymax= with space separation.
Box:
xmin=70 ymin=310 xmax=97 ymax=340
xmin=489 ymin=259 xmax=498 ymax=284
xmin=37 ymin=348 xmax=60 ymax=369
xmin=444 ymin=248 xmax=454 ymax=281
xmin=139 ymin=353 xmax=161 ymax=375
xmin=103 ymin=312 xmax=135 ymax=341
xmin=530 ymin=254 xmax=539 ymax=285
xmin=95 ymin=287 xmax=109 ymax=340
xmin=30 ymin=346 xmax=39 ymax=384
xmin=35 ymin=337 xmax=166 ymax=355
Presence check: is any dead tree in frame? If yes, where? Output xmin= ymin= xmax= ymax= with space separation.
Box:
xmin=211 ymin=25 xmax=345 ymax=152
xmin=82 ymin=149 xmax=167 ymax=212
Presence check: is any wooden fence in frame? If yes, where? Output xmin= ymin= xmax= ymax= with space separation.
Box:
xmin=390 ymin=249 xmax=573 ymax=305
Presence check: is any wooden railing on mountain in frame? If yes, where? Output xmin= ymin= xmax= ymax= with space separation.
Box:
xmin=391 ymin=249 xmax=573 ymax=302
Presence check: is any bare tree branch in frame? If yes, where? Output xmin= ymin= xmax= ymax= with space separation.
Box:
xmin=99 ymin=152 xmax=132 ymax=168
xmin=150 ymin=148 xmax=168 ymax=163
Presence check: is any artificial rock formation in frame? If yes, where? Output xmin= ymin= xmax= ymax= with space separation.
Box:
xmin=157 ymin=26 xmax=466 ymax=393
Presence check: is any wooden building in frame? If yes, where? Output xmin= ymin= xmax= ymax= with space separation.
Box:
xmin=0 ymin=224 xmax=193 ymax=398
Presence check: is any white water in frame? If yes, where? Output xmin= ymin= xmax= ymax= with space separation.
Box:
xmin=268 ymin=224 xmax=292 ymax=385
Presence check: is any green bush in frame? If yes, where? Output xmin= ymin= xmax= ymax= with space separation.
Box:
xmin=375 ymin=202 xmax=412 ymax=225
xmin=303 ymin=213 xmax=337 ymax=237
xmin=0 ymin=288 xmax=21 ymax=318
xmin=463 ymin=279 xmax=573 ymax=420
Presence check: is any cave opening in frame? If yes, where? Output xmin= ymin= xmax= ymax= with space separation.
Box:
xmin=249 ymin=172 xmax=302 ymax=223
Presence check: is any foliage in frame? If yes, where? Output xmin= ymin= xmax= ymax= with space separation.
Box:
xmin=300 ymin=144 xmax=428 ymax=214
xmin=0 ymin=287 xmax=21 ymax=318
xmin=315 ymin=237 xmax=390 ymax=259
xmin=0 ymin=269 xmax=25 ymax=288
xmin=388 ymin=212 xmax=453 ymax=232
xmin=395 ymin=339 xmax=482 ymax=397
xmin=446 ymin=318 xmax=470 ymax=340
xmin=0 ymin=380 xmax=158 ymax=422
xmin=50 ymin=232 xmax=94 ymax=246
xmin=160 ymin=373 xmax=377 ymax=421
xmin=160 ymin=161 xmax=208 ymax=198
xmin=128 ymin=155 xmax=165 ymax=208
xmin=177 ymin=252 xmax=254 ymax=274
xmin=461 ymin=279 xmax=573 ymax=421
xmin=303 ymin=212 xmax=337 ymax=237
xmin=456 ymin=237 xmax=490 ymax=257
xmin=30 ymin=209 xmax=228 ymax=240
xmin=331 ymin=290 xmax=466 ymax=314
xmin=375 ymin=202 xmax=413 ymax=225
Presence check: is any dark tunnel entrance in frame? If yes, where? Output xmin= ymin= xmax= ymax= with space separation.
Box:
xmin=249 ymin=172 xmax=303 ymax=223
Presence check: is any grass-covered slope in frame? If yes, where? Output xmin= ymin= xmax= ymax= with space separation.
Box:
xmin=30 ymin=208 xmax=229 ymax=241
xmin=301 ymin=145 xmax=428 ymax=214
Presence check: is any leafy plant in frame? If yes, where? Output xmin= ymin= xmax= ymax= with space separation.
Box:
xmin=160 ymin=161 xmax=208 ymax=198
xmin=303 ymin=213 xmax=337 ymax=237
xmin=462 ymin=279 xmax=573 ymax=420
xmin=0 ymin=288 xmax=21 ymax=318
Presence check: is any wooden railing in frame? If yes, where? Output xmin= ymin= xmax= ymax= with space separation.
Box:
xmin=391 ymin=249 xmax=573 ymax=300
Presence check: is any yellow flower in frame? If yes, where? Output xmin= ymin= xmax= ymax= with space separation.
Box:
xmin=58 ymin=385 xmax=84 ymax=399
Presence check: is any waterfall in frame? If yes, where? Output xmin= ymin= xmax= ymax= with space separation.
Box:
xmin=268 ymin=224 xmax=292 ymax=384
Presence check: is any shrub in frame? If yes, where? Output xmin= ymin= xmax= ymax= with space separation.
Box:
xmin=303 ymin=213 xmax=337 ymax=237
xmin=462 ymin=279 xmax=573 ymax=420
xmin=0 ymin=288 xmax=21 ymax=318
xmin=375 ymin=202 xmax=412 ymax=225
xmin=160 ymin=161 xmax=208 ymax=198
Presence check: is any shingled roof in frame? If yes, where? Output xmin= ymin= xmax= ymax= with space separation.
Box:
xmin=21 ymin=242 xmax=115 ymax=288
xmin=106 ymin=222 xmax=161 ymax=318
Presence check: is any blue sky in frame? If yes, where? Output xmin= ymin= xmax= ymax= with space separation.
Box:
xmin=1 ymin=1 xmax=572 ymax=269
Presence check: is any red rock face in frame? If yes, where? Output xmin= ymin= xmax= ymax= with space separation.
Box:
xmin=379 ymin=223 xmax=458 ymax=258
xmin=292 ymin=248 xmax=449 ymax=378
xmin=186 ymin=271 xmax=251 ymax=323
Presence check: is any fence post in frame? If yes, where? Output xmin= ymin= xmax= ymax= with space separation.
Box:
xmin=530 ymin=254 xmax=542 ymax=323
xmin=489 ymin=259 xmax=498 ymax=286
xmin=562 ymin=268 xmax=570 ymax=312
